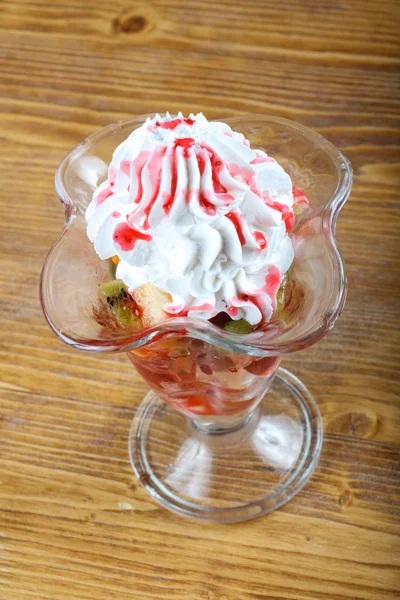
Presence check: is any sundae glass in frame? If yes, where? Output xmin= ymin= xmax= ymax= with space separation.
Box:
xmin=41 ymin=114 xmax=352 ymax=523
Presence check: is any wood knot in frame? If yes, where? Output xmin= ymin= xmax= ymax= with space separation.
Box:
xmin=327 ymin=411 xmax=379 ymax=439
xmin=114 ymin=15 xmax=146 ymax=34
xmin=339 ymin=489 xmax=352 ymax=508
xmin=112 ymin=7 xmax=156 ymax=36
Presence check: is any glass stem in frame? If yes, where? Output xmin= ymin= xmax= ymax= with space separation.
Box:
xmin=191 ymin=409 xmax=256 ymax=434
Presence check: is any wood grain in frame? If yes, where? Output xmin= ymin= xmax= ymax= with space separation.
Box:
xmin=1 ymin=0 xmax=400 ymax=598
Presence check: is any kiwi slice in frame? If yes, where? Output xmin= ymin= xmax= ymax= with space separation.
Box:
xmin=272 ymin=275 xmax=306 ymax=325
xmin=224 ymin=319 xmax=253 ymax=334
xmin=98 ymin=279 xmax=142 ymax=329
xmin=275 ymin=276 xmax=289 ymax=315
xmin=274 ymin=262 xmax=296 ymax=315
xmin=109 ymin=259 xmax=117 ymax=279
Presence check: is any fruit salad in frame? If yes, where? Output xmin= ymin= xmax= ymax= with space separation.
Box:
xmin=86 ymin=113 xmax=309 ymax=417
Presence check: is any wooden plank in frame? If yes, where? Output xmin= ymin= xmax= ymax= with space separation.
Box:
xmin=0 ymin=0 xmax=399 ymax=598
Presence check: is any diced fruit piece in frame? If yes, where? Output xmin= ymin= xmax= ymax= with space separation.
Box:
xmin=111 ymin=255 xmax=120 ymax=265
xmin=275 ymin=274 xmax=290 ymax=315
xmin=98 ymin=279 xmax=142 ymax=330
xmin=272 ymin=270 xmax=306 ymax=325
xmin=292 ymin=188 xmax=310 ymax=219
xmin=224 ymin=319 xmax=253 ymax=334
xmin=244 ymin=356 xmax=279 ymax=376
xmin=169 ymin=395 xmax=217 ymax=416
xmin=131 ymin=283 xmax=172 ymax=328
xmin=171 ymin=355 xmax=196 ymax=380
xmin=209 ymin=311 xmax=232 ymax=329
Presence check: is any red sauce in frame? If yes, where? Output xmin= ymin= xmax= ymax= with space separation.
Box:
xmin=142 ymin=146 xmax=167 ymax=229
xmin=264 ymin=197 xmax=295 ymax=233
xmin=163 ymin=139 xmax=197 ymax=215
xmin=95 ymin=187 xmax=113 ymax=207
xmin=226 ymin=211 xmax=246 ymax=246
xmin=108 ymin=166 xmax=118 ymax=184
xmin=132 ymin=150 xmax=152 ymax=203
xmin=227 ymin=163 xmax=260 ymax=196
xmin=230 ymin=265 xmax=282 ymax=322
xmin=203 ymin=145 xmax=227 ymax=195
xmin=155 ymin=118 xmax=182 ymax=130
xmin=253 ymin=231 xmax=267 ymax=250
xmin=199 ymin=191 xmax=216 ymax=216
xmin=120 ymin=160 xmax=131 ymax=177
xmin=263 ymin=265 xmax=282 ymax=300
xmin=155 ymin=117 xmax=195 ymax=130
xmin=197 ymin=153 xmax=206 ymax=175
xmin=189 ymin=303 xmax=214 ymax=312
xmin=163 ymin=148 xmax=179 ymax=215
xmin=250 ymin=152 xmax=274 ymax=165
xmin=174 ymin=137 xmax=195 ymax=158
xmin=227 ymin=163 xmax=253 ymax=185
xmin=113 ymin=222 xmax=152 ymax=251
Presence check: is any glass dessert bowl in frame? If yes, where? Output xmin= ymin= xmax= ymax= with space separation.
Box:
xmin=41 ymin=114 xmax=352 ymax=523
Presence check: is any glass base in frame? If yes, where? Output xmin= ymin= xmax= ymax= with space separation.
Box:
xmin=129 ymin=368 xmax=322 ymax=523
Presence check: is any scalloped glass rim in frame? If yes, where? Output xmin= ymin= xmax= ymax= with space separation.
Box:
xmin=41 ymin=114 xmax=352 ymax=356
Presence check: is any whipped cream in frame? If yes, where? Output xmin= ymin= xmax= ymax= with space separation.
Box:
xmin=86 ymin=113 xmax=295 ymax=325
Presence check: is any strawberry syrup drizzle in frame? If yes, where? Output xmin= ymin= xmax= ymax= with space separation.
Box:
xmin=264 ymin=198 xmax=294 ymax=233
xmin=120 ymin=160 xmax=131 ymax=177
xmin=227 ymin=163 xmax=260 ymax=196
xmin=163 ymin=139 xmax=195 ymax=215
xmin=202 ymin=145 xmax=227 ymax=195
xmin=199 ymin=191 xmax=217 ymax=216
xmin=245 ymin=294 xmax=268 ymax=322
xmin=226 ymin=211 xmax=267 ymax=251
xmin=164 ymin=141 xmax=235 ymax=218
xmin=253 ymin=231 xmax=267 ymax=249
xmin=113 ymin=222 xmax=152 ymax=251
xmin=252 ymin=265 xmax=282 ymax=315
xmin=155 ymin=117 xmax=195 ymax=130
xmin=175 ymin=137 xmax=195 ymax=158
xmin=263 ymin=265 xmax=282 ymax=304
xmin=108 ymin=166 xmax=118 ymax=185
xmin=163 ymin=148 xmax=179 ymax=215
xmin=250 ymin=152 xmax=275 ymax=165
xmin=230 ymin=265 xmax=282 ymax=322
xmin=227 ymin=162 xmax=294 ymax=232
xmin=95 ymin=186 xmax=113 ymax=207
xmin=189 ymin=303 xmax=214 ymax=312
xmin=142 ymin=146 xmax=167 ymax=229
xmin=200 ymin=145 xmax=234 ymax=205
xmin=197 ymin=153 xmax=206 ymax=175
xmin=226 ymin=212 xmax=246 ymax=245
xmin=133 ymin=150 xmax=152 ymax=203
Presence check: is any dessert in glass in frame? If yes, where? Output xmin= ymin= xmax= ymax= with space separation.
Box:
xmin=41 ymin=113 xmax=352 ymax=523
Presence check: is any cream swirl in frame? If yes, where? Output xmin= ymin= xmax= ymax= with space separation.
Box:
xmin=86 ymin=113 xmax=295 ymax=325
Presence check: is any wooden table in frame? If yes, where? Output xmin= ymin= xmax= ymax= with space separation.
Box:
xmin=1 ymin=1 xmax=399 ymax=598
